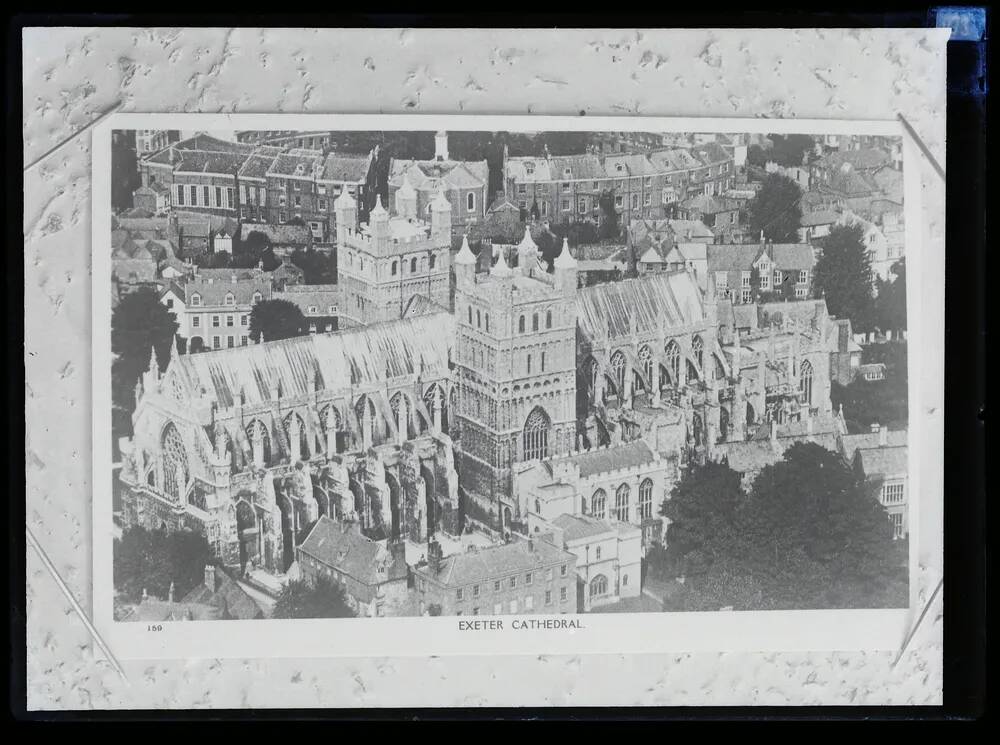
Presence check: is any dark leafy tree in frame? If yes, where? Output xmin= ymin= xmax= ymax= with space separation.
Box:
xmin=111 ymin=287 xmax=179 ymax=440
xmin=745 ymin=173 xmax=802 ymax=243
xmin=813 ymin=223 xmax=876 ymax=333
xmin=767 ymin=134 xmax=817 ymax=167
xmin=249 ymin=298 xmax=307 ymax=343
xmin=746 ymin=144 xmax=769 ymax=169
xmin=285 ymin=216 xmax=306 ymax=227
xmin=598 ymin=189 xmax=621 ymax=241
xmin=113 ymin=526 xmax=214 ymax=603
xmin=831 ymin=342 xmax=908 ymax=432
xmin=741 ymin=442 xmax=905 ymax=609
xmin=874 ymin=258 xmax=907 ymax=335
xmin=272 ymin=575 xmax=356 ymax=619
xmin=195 ymin=250 xmax=233 ymax=269
xmin=660 ymin=462 xmax=745 ymax=579
xmin=289 ymin=249 xmax=337 ymax=284
xmin=111 ymin=131 xmax=141 ymax=213
xmin=234 ymin=230 xmax=279 ymax=271
xmin=530 ymin=198 xmax=540 ymax=221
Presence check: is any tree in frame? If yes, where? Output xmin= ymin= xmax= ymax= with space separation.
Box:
xmin=111 ymin=131 xmax=141 ymax=213
xmin=813 ymin=223 xmax=876 ymax=333
xmin=289 ymin=249 xmax=337 ymax=284
xmin=768 ymin=134 xmax=816 ymax=167
xmin=598 ymin=189 xmax=621 ymax=241
xmin=874 ymin=258 xmax=906 ymax=335
xmin=111 ymin=287 xmax=179 ymax=439
xmin=746 ymin=144 xmax=769 ymax=169
xmin=741 ymin=442 xmax=905 ymax=609
xmin=236 ymin=230 xmax=279 ymax=271
xmin=113 ymin=526 xmax=214 ymax=603
xmin=272 ymin=575 xmax=356 ymax=618
xmin=249 ymin=298 xmax=307 ymax=343
xmin=195 ymin=250 xmax=233 ymax=269
xmin=285 ymin=216 xmax=306 ymax=227
xmin=660 ymin=462 xmax=744 ymax=579
xmin=745 ymin=173 xmax=802 ymax=243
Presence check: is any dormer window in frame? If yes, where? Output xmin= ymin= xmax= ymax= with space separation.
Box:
xmin=308 ymin=305 xmax=318 ymax=314
xmin=525 ymin=162 xmax=535 ymax=175
xmin=190 ymin=293 xmax=201 ymax=306
xmin=224 ymin=292 xmax=235 ymax=306
xmin=252 ymin=292 xmax=263 ymax=304
xmin=616 ymin=163 xmax=624 ymax=173
xmin=563 ymin=168 xmax=572 ymax=179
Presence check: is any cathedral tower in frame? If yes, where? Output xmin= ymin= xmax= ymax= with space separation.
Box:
xmin=454 ymin=239 xmax=578 ymax=534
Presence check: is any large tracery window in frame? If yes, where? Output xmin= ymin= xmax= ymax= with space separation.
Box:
xmin=692 ymin=335 xmax=705 ymax=371
xmin=638 ymin=345 xmax=653 ymax=389
xmin=664 ymin=340 xmax=681 ymax=386
xmin=522 ymin=406 xmax=551 ymax=461
xmin=390 ymin=391 xmax=411 ymax=437
xmin=245 ymin=419 xmax=272 ymax=466
xmin=423 ymin=383 xmax=447 ymax=431
xmin=615 ymin=483 xmax=630 ymax=522
xmin=610 ymin=350 xmax=627 ymax=396
xmin=161 ymin=422 xmax=189 ymax=502
xmin=638 ymin=478 xmax=653 ymax=519
xmin=282 ymin=411 xmax=310 ymax=459
xmin=591 ymin=488 xmax=607 ymax=519
xmin=800 ymin=360 xmax=814 ymax=408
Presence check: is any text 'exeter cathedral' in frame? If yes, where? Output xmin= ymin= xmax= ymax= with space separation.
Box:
xmin=117 ymin=184 xmax=841 ymax=598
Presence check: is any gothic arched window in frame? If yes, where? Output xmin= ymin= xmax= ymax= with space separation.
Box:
xmin=639 ymin=478 xmax=653 ymax=519
xmin=245 ymin=419 xmax=271 ymax=466
xmin=519 ymin=315 xmax=525 ymax=333
xmin=161 ymin=422 xmax=188 ymax=502
xmin=615 ymin=483 xmax=630 ymax=522
xmin=522 ymin=406 xmax=550 ymax=461
xmin=423 ymin=384 xmax=447 ymax=431
xmin=638 ymin=345 xmax=653 ymax=388
xmin=692 ymin=335 xmax=704 ymax=371
xmin=282 ymin=411 xmax=310 ymax=459
xmin=468 ymin=306 xmax=473 ymax=324
xmin=591 ymin=489 xmax=607 ymax=519
xmin=691 ymin=413 xmax=704 ymax=447
xmin=590 ymin=574 xmax=609 ymax=598
xmin=485 ymin=314 xmax=490 ymax=333
xmin=800 ymin=359 xmax=814 ymax=408
xmin=429 ymin=253 xmax=436 ymax=269
xmin=664 ymin=340 xmax=681 ymax=385
xmin=532 ymin=313 xmax=539 ymax=332
xmin=476 ymin=309 xmax=481 ymax=328
xmin=390 ymin=392 xmax=410 ymax=436
xmin=391 ymin=260 xmax=398 ymax=276
xmin=411 ymin=257 xmax=418 ymax=274
xmin=610 ymin=350 xmax=627 ymax=396
xmin=719 ymin=406 xmax=731 ymax=442
xmin=546 ymin=310 xmax=552 ymax=329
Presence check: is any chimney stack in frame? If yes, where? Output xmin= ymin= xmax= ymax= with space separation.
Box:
xmin=879 ymin=425 xmax=888 ymax=447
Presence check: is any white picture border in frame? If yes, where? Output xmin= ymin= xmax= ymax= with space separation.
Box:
xmin=92 ymin=113 xmax=931 ymax=661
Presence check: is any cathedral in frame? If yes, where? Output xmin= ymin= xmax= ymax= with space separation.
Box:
xmin=118 ymin=186 xmax=839 ymax=582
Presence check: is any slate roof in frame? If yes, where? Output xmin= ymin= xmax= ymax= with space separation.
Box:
xmin=272 ymin=285 xmax=339 ymax=316
xmin=691 ymin=141 xmax=732 ymax=166
xmin=268 ymin=149 xmax=325 ymax=178
xmin=504 ymin=157 xmax=553 ymax=183
xmin=548 ymin=440 xmax=658 ymax=479
xmin=681 ymin=193 xmax=738 ymax=214
xmin=707 ymin=243 xmax=815 ymax=272
xmin=816 ymin=148 xmax=892 ymax=173
xmin=841 ymin=429 xmax=908 ymax=456
xmin=401 ymin=293 xmax=450 ymax=318
xmin=577 ymin=271 xmax=706 ymax=340
xmin=421 ymin=536 xmax=574 ymax=588
xmin=243 ymin=223 xmax=313 ymax=245
xmin=180 ymin=566 xmax=263 ymax=620
xmin=184 ymin=277 xmax=271 ymax=307
xmin=321 ymin=153 xmax=371 ymax=183
xmin=668 ymin=219 xmax=714 ymax=240
xmin=298 ymin=515 xmax=408 ymax=586
xmin=648 ymin=148 xmax=702 ymax=172
xmin=552 ymin=513 xmax=614 ymax=543
xmin=174 ymin=312 xmax=454 ymax=408
xmin=549 ymin=154 xmax=607 ymax=180
xmin=855 ymin=444 xmax=908 ymax=478
xmin=238 ymin=153 xmax=279 ymax=180
xmin=389 ymin=159 xmax=489 ymax=191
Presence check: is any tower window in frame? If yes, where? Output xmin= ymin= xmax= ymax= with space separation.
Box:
xmin=476 ymin=309 xmax=481 ymax=329
xmin=391 ymin=260 xmax=398 ymax=276
xmin=541 ymin=352 xmax=545 ymax=371
xmin=519 ymin=315 xmax=525 ymax=333
xmin=411 ymin=257 xmax=418 ymax=273
xmin=527 ymin=354 xmax=532 ymax=375
xmin=546 ymin=310 xmax=552 ymax=329
xmin=532 ymin=313 xmax=539 ymax=331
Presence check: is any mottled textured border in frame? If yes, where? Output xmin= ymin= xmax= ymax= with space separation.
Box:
xmin=23 ymin=27 xmax=946 ymax=709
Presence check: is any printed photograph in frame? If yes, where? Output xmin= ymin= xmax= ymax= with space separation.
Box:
xmin=106 ymin=126 xmax=909 ymax=622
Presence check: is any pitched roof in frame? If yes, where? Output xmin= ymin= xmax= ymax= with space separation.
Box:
xmin=552 ymin=513 xmax=614 ymax=542
xmin=855 ymin=444 xmax=908 ymax=478
xmin=841 ymin=429 xmax=908 ymax=455
xmin=243 ymin=223 xmax=312 ymax=245
xmin=549 ymin=154 xmax=607 ymax=180
xmin=272 ymin=285 xmax=339 ymax=316
xmin=681 ymin=193 xmax=738 ymax=214
xmin=421 ymin=536 xmax=574 ymax=588
xmin=504 ymin=157 xmax=552 ymax=183
xmin=401 ymin=293 xmax=450 ymax=319
xmin=648 ymin=148 xmax=702 ymax=172
xmin=184 ymin=277 xmax=272 ymax=307
xmin=707 ymin=243 xmax=815 ymax=272
xmin=298 ymin=515 xmax=407 ymax=586
xmin=549 ymin=440 xmax=658 ymax=479
xmin=602 ymin=153 xmax=659 ymax=177
xmin=180 ymin=566 xmax=263 ymax=620
xmin=389 ymin=159 xmax=489 ymax=191
xmin=816 ymin=148 xmax=892 ymax=173
xmin=800 ymin=209 xmax=840 ymax=227
xmin=174 ymin=312 xmax=454 ymax=408
xmin=576 ymin=271 xmax=706 ymax=340
xmin=322 ymin=153 xmax=372 ymax=183
xmin=268 ymin=149 xmax=326 ymax=178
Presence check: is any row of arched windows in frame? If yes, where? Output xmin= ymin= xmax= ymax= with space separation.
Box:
xmin=467 ymin=306 xmax=491 ymax=333
xmin=588 ymin=479 xmax=654 ymax=523
xmin=518 ymin=310 xmax=554 ymax=333
xmin=390 ymin=254 xmax=437 ymax=277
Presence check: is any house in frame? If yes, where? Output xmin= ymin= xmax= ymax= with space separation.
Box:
xmin=572 ymin=243 xmax=629 ymax=287
xmin=389 ymin=132 xmax=489 ymax=232
xmin=270 ymin=257 xmax=305 ymax=289
xmin=707 ymin=242 xmax=816 ymax=303
xmin=677 ymin=193 xmax=741 ymax=231
xmin=181 ymin=274 xmax=272 ymax=351
xmin=132 ymin=181 xmax=171 ymax=214
xmin=272 ymin=283 xmax=340 ymax=333
xmin=798 ymin=209 xmax=839 ymax=242
xmin=296 ymin=515 xmax=410 ymax=618
xmin=180 ymin=564 xmax=265 ymax=620
xmin=240 ymin=222 xmax=313 ymax=257
xmin=637 ymin=242 xmax=707 ymax=286
xmin=858 ymin=363 xmax=887 ymax=382
xmin=840 ymin=425 xmax=909 ymax=539
xmin=411 ymin=535 xmax=578 ymax=617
